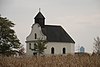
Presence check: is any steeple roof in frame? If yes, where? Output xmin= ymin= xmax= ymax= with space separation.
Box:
xmin=34 ymin=12 xmax=45 ymax=19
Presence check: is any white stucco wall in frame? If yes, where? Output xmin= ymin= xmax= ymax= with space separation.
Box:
xmin=26 ymin=42 xmax=34 ymax=55
xmin=26 ymin=23 xmax=46 ymax=41
xmin=44 ymin=42 xmax=74 ymax=55
xmin=26 ymin=42 xmax=74 ymax=55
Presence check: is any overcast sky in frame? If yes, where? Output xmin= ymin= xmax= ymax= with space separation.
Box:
xmin=0 ymin=0 xmax=100 ymax=53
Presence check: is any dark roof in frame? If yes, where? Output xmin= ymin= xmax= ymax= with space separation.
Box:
xmin=42 ymin=25 xmax=75 ymax=43
xmin=34 ymin=12 xmax=45 ymax=19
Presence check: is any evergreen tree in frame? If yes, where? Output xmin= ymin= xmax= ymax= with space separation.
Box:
xmin=33 ymin=39 xmax=47 ymax=56
xmin=0 ymin=15 xmax=21 ymax=56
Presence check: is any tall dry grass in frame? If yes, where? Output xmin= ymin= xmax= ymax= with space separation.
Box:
xmin=0 ymin=54 xmax=100 ymax=67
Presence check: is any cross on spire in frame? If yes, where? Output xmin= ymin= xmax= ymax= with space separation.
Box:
xmin=39 ymin=8 xmax=41 ymax=12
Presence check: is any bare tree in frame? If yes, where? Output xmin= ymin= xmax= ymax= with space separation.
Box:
xmin=94 ymin=36 xmax=100 ymax=54
xmin=18 ymin=46 xmax=25 ymax=56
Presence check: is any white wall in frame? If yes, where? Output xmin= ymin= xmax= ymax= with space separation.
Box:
xmin=26 ymin=42 xmax=74 ymax=55
xmin=44 ymin=42 xmax=74 ymax=55
xmin=26 ymin=42 xmax=35 ymax=55
xmin=26 ymin=23 xmax=46 ymax=41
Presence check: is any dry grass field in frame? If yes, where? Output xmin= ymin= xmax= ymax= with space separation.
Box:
xmin=0 ymin=54 xmax=100 ymax=67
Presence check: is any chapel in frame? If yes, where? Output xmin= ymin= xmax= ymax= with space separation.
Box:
xmin=26 ymin=10 xmax=75 ymax=55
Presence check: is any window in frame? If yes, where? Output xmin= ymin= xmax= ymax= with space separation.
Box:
xmin=33 ymin=52 xmax=37 ymax=55
xmin=35 ymin=33 xmax=37 ymax=39
xmin=29 ymin=43 xmax=31 ymax=49
xmin=63 ymin=48 xmax=66 ymax=54
xmin=34 ymin=43 xmax=37 ymax=49
xmin=34 ymin=43 xmax=36 ymax=46
xmin=51 ymin=47 xmax=54 ymax=54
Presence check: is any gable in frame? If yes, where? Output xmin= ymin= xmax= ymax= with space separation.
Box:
xmin=26 ymin=23 xmax=46 ymax=41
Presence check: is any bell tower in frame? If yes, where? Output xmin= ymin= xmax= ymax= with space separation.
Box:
xmin=34 ymin=9 xmax=45 ymax=28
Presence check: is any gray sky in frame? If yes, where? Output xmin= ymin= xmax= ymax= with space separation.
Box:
xmin=0 ymin=0 xmax=100 ymax=53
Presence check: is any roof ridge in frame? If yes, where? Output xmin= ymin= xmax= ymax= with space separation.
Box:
xmin=45 ymin=25 xmax=61 ymax=27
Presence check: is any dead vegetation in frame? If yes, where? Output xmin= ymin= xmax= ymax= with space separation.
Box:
xmin=0 ymin=54 xmax=100 ymax=67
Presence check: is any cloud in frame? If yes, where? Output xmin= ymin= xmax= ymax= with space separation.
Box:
xmin=62 ymin=13 xmax=100 ymax=25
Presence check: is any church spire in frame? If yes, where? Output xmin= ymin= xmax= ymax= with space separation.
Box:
xmin=34 ymin=9 xmax=45 ymax=28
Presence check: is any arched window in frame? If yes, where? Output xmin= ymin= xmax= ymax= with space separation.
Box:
xmin=63 ymin=48 xmax=66 ymax=54
xmin=35 ymin=33 xmax=37 ymax=39
xmin=51 ymin=47 xmax=54 ymax=54
xmin=29 ymin=43 xmax=31 ymax=49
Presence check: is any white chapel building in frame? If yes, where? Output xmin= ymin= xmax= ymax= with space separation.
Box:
xmin=26 ymin=11 xmax=75 ymax=55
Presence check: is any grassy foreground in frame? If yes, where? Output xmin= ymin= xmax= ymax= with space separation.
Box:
xmin=0 ymin=54 xmax=100 ymax=67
